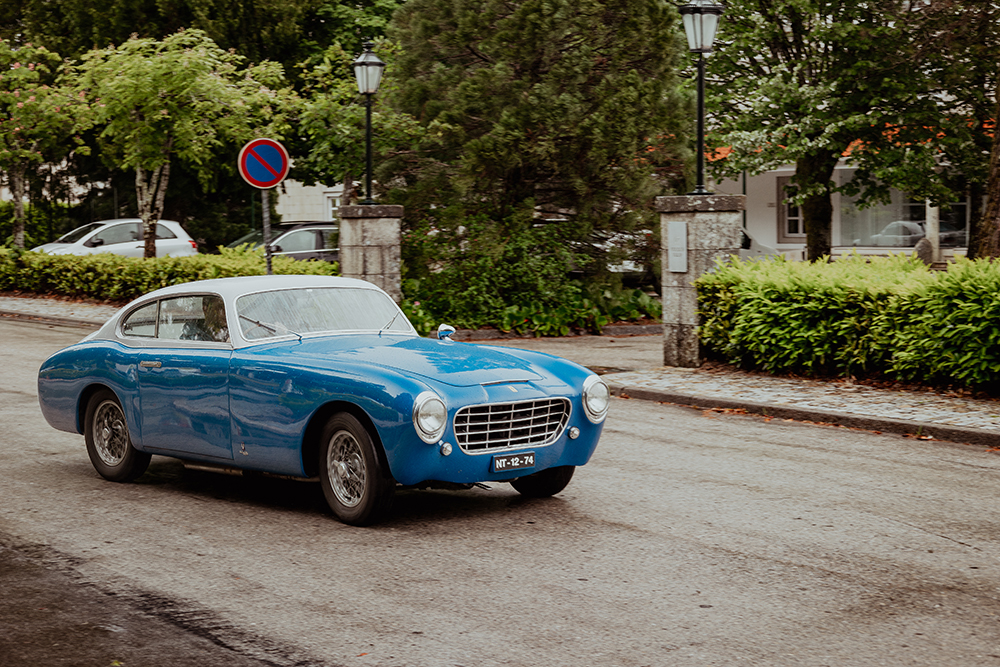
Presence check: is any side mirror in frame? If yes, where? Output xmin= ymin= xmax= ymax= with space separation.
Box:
xmin=90 ymin=238 xmax=105 ymax=247
xmin=270 ymin=244 xmax=282 ymax=253
xmin=437 ymin=324 xmax=456 ymax=340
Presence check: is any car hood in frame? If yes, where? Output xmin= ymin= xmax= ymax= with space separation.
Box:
xmin=280 ymin=335 xmax=547 ymax=387
xmin=31 ymin=243 xmax=75 ymax=255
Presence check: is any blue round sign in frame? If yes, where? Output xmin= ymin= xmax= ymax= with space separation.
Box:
xmin=238 ymin=138 xmax=290 ymax=189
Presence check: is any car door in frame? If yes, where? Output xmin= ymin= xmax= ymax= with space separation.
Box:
xmin=86 ymin=222 xmax=143 ymax=257
xmin=126 ymin=294 xmax=234 ymax=460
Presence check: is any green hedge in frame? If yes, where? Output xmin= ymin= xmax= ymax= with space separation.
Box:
xmin=0 ymin=247 xmax=339 ymax=302
xmin=697 ymin=254 xmax=1000 ymax=389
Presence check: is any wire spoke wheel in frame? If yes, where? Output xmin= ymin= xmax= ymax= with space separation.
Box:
xmin=84 ymin=388 xmax=151 ymax=483
xmin=326 ymin=430 xmax=368 ymax=508
xmin=319 ymin=412 xmax=394 ymax=526
xmin=93 ymin=400 xmax=130 ymax=467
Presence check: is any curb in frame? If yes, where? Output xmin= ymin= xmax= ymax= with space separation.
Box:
xmin=606 ymin=381 xmax=1000 ymax=448
xmin=0 ymin=310 xmax=104 ymax=329
xmin=447 ymin=323 xmax=663 ymax=341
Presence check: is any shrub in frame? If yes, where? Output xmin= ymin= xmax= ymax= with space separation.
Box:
xmin=401 ymin=213 xmax=661 ymax=335
xmin=0 ymin=246 xmax=338 ymax=302
xmin=696 ymin=254 xmax=1000 ymax=389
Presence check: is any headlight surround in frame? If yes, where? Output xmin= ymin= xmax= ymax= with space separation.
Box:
xmin=413 ymin=391 xmax=447 ymax=443
xmin=582 ymin=375 xmax=610 ymax=423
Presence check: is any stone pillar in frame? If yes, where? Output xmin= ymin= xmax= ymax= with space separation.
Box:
xmin=657 ymin=195 xmax=746 ymax=367
xmin=338 ymin=204 xmax=403 ymax=302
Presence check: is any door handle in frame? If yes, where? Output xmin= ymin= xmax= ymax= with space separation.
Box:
xmin=139 ymin=360 xmax=162 ymax=368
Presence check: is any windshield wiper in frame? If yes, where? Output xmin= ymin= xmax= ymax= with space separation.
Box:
xmin=239 ymin=315 xmax=302 ymax=340
xmin=379 ymin=311 xmax=401 ymax=337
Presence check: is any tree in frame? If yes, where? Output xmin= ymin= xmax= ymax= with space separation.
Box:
xmin=910 ymin=0 xmax=1000 ymax=258
xmin=21 ymin=0 xmax=405 ymax=88
xmin=708 ymin=0 xmax=961 ymax=260
xmin=0 ymin=40 xmax=80 ymax=248
xmin=291 ymin=41 xmax=423 ymax=202
xmin=73 ymin=29 xmax=292 ymax=257
xmin=385 ymin=0 xmax=689 ymax=239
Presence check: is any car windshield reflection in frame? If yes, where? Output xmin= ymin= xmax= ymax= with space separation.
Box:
xmin=236 ymin=287 xmax=412 ymax=340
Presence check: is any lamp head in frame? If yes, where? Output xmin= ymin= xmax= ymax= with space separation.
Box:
xmin=352 ymin=41 xmax=386 ymax=94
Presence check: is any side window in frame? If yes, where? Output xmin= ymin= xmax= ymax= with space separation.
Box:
xmin=121 ymin=302 xmax=158 ymax=337
xmin=158 ymin=295 xmax=230 ymax=343
xmin=275 ymin=230 xmax=318 ymax=253
xmin=155 ymin=223 xmax=177 ymax=239
xmin=90 ymin=223 xmax=140 ymax=247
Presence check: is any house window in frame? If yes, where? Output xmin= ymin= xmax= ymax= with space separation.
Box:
xmin=327 ymin=196 xmax=341 ymax=222
xmin=777 ymin=176 xmax=805 ymax=243
xmin=840 ymin=192 xmax=969 ymax=247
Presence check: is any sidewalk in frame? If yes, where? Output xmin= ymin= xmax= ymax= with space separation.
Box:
xmin=5 ymin=293 xmax=1000 ymax=448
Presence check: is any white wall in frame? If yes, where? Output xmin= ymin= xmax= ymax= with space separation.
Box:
xmin=275 ymin=180 xmax=343 ymax=222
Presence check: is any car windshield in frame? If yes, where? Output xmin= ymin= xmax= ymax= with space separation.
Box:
xmin=226 ymin=230 xmax=264 ymax=249
xmin=55 ymin=222 xmax=104 ymax=244
xmin=236 ymin=287 xmax=412 ymax=340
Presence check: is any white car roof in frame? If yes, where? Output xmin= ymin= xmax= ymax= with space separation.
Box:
xmin=137 ymin=274 xmax=380 ymax=302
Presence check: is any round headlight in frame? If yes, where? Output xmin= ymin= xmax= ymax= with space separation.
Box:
xmin=413 ymin=391 xmax=447 ymax=443
xmin=582 ymin=375 xmax=610 ymax=423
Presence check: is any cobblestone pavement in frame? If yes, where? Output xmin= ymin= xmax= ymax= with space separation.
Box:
xmin=605 ymin=367 xmax=1000 ymax=435
xmin=5 ymin=292 xmax=1000 ymax=446
xmin=0 ymin=294 xmax=121 ymax=325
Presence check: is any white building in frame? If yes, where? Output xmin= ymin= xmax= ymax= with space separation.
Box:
xmin=712 ymin=162 xmax=969 ymax=261
xmin=275 ymin=180 xmax=344 ymax=223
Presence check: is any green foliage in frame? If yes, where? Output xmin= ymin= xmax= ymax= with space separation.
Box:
xmin=291 ymin=41 xmax=424 ymax=191
xmin=878 ymin=259 xmax=1000 ymax=388
xmin=0 ymin=246 xmax=338 ymax=302
xmin=74 ymin=30 xmax=291 ymax=180
xmin=697 ymin=255 xmax=1000 ymax=389
xmin=71 ymin=29 xmax=295 ymax=257
xmin=399 ymin=214 xmax=661 ymax=336
xmin=386 ymin=0 xmax=689 ymax=237
xmin=706 ymin=0 xmax=995 ymax=259
xmin=0 ymin=39 xmax=84 ymax=247
xmin=18 ymin=0 xmax=404 ymax=87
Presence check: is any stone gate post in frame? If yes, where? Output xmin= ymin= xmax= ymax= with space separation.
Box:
xmin=657 ymin=194 xmax=745 ymax=367
xmin=338 ymin=205 xmax=403 ymax=302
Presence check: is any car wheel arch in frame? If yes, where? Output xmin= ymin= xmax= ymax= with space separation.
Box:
xmin=77 ymin=383 xmax=118 ymax=435
xmin=302 ymin=401 xmax=389 ymax=479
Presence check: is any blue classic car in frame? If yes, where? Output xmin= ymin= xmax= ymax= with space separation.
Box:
xmin=37 ymin=276 xmax=609 ymax=525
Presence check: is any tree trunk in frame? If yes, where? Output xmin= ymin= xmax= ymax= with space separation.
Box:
xmin=966 ymin=180 xmax=984 ymax=260
xmin=979 ymin=85 xmax=1000 ymax=258
xmin=10 ymin=164 xmax=26 ymax=249
xmin=135 ymin=162 xmax=171 ymax=259
xmin=795 ymin=150 xmax=841 ymax=261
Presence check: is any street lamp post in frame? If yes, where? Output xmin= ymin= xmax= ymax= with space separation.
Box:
xmin=680 ymin=0 xmax=724 ymax=195
xmin=352 ymin=41 xmax=386 ymax=205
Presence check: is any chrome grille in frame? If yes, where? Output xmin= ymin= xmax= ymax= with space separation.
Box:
xmin=454 ymin=398 xmax=571 ymax=452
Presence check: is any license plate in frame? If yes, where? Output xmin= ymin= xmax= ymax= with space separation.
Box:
xmin=492 ymin=451 xmax=535 ymax=472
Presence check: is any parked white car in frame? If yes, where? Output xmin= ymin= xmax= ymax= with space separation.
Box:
xmin=32 ymin=219 xmax=198 ymax=258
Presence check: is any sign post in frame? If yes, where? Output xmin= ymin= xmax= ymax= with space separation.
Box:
xmin=238 ymin=138 xmax=290 ymax=275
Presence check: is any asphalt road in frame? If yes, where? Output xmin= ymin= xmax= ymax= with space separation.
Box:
xmin=4 ymin=319 xmax=1000 ymax=666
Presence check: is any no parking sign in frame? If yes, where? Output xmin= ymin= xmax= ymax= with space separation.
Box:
xmin=238 ymin=138 xmax=290 ymax=189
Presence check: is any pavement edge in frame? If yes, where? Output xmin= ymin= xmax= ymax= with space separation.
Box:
xmin=607 ymin=381 xmax=1000 ymax=449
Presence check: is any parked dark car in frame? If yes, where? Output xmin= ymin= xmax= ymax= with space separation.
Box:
xmin=227 ymin=221 xmax=338 ymax=262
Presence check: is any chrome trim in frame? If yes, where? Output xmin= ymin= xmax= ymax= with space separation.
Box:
xmin=582 ymin=375 xmax=610 ymax=424
xmin=454 ymin=398 xmax=571 ymax=454
xmin=413 ymin=391 xmax=447 ymax=444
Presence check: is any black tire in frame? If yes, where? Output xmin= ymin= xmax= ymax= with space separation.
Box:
xmin=510 ymin=465 xmax=575 ymax=498
xmin=319 ymin=413 xmax=395 ymax=526
xmin=84 ymin=389 xmax=151 ymax=482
